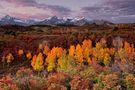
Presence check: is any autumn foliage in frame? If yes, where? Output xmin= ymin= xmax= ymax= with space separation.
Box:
xmin=31 ymin=53 xmax=44 ymax=71
xmin=28 ymin=39 xmax=135 ymax=73
xmin=0 ymin=38 xmax=135 ymax=90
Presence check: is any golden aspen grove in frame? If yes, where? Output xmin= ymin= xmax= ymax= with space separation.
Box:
xmin=0 ymin=37 xmax=135 ymax=90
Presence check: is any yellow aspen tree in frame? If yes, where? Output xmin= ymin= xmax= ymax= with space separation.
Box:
xmin=46 ymin=52 xmax=56 ymax=72
xmin=33 ymin=53 xmax=44 ymax=71
xmin=58 ymin=50 xmax=67 ymax=71
xmin=46 ymin=48 xmax=57 ymax=72
xmin=103 ymin=53 xmax=111 ymax=66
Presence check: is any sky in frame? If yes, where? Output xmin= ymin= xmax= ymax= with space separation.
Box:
xmin=0 ymin=0 xmax=135 ymax=23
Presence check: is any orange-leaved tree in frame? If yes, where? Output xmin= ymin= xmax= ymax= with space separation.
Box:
xmin=43 ymin=45 xmax=50 ymax=55
xmin=75 ymin=44 xmax=83 ymax=63
xmin=69 ymin=45 xmax=75 ymax=57
xmin=31 ymin=55 xmax=37 ymax=68
xmin=82 ymin=39 xmax=92 ymax=63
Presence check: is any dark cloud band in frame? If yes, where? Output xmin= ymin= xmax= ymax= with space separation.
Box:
xmin=81 ymin=0 xmax=135 ymax=23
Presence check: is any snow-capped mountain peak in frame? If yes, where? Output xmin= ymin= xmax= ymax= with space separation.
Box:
xmin=0 ymin=15 xmax=113 ymax=26
xmin=1 ymin=15 xmax=14 ymax=21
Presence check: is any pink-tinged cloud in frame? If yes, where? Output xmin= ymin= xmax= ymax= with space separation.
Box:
xmin=80 ymin=0 xmax=135 ymax=23
xmin=1 ymin=0 xmax=37 ymax=6
xmin=0 ymin=0 xmax=72 ymax=19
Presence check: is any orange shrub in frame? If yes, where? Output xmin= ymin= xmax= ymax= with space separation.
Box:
xmin=26 ymin=51 xmax=32 ymax=60
xmin=18 ymin=49 xmax=24 ymax=57
xmin=6 ymin=53 xmax=14 ymax=63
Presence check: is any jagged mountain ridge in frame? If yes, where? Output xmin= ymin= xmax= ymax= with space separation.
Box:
xmin=0 ymin=15 xmax=114 ymax=26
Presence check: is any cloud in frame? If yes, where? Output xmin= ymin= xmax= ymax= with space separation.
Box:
xmin=81 ymin=0 xmax=135 ymax=23
xmin=0 ymin=0 xmax=72 ymax=19
xmin=0 ymin=0 xmax=134 ymax=23
xmin=105 ymin=0 xmax=135 ymax=15
xmin=112 ymin=15 xmax=135 ymax=23
xmin=36 ymin=4 xmax=72 ymax=17
xmin=1 ymin=0 xmax=37 ymax=6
